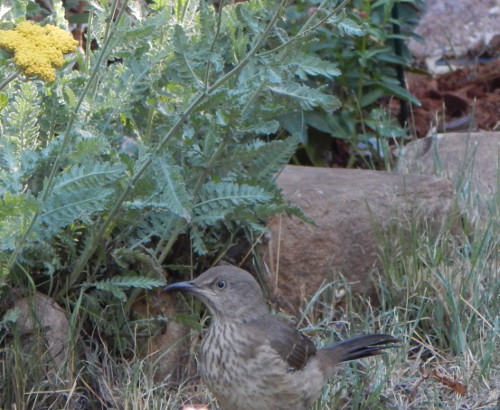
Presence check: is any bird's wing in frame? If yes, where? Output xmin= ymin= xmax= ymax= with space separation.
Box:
xmin=246 ymin=315 xmax=317 ymax=371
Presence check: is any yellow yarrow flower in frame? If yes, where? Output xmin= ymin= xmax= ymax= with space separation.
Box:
xmin=0 ymin=21 xmax=78 ymax=82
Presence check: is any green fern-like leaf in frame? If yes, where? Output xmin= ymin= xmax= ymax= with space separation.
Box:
xmin=285 ymin=52 xmax=341 ymax=81
xmin=235 ymin=2 xmax=265 ymax=34
xmin=17 ymin=241 xmax=61 ymax=275
xmin=124 ymin=152 xmax=192 ymax=220
xmin=194 ymin=182 xmax=273 ymax=219
xmin=171 ymin=25 xmax=204 ymax=87
xmin=4 ymin=82 xmax=41 ymax=154
xmin=236 ymin=119 xmax=281 ymax=136
xmin=0 ymin=143 xmax=25 ymax=194
xmin=93 ymin=275 xmax=166 ymax=289
xmin=337 ymin=17 xmax=364 ymax=37
xmin=112 ymin=247 xmax=164 ymax=277
xmin=124 ymin=210 xmax=181 ymax=247
xmin=236 ymin=136 xmax=299 ymax=181
xmin=0 ymin=192 xmax=39 ymax=250
xmin=328 ymin=10 xmax=364 ymax=37
xmin=41 ymin=188 xmax=114 ymax=233
xmin=89 ymin=276 xmax=166 ymax=301
xmin=152 ymin=153 xmax=192 ymax=221
xmin=71 ymin=131 xmax=113 ymax=163
xmin=190 ymin=226 xmax=208 ymax=255
xmin=51 ymin=162 xmax=126 ymax=194
xmin=268 ymin=83 xmax=341 ymax=112
xmin=40 ymin=162 xmax=126 ymax=235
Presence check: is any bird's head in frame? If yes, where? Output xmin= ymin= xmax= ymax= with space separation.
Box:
xmin=164 ymin=266 xmax=269 ymax=322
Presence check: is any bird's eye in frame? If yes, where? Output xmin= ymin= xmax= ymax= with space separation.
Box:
xmin=215 ymin=280 xmax=226 ymax=289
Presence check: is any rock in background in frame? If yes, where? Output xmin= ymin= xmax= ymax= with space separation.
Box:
xmin=397 ymin=131 xmax=500 ymax=216
xmin=399 ymin=0 xmax=500 ymax=138
xmin=258 ymin=165 xmax=460 ymax=312
xmin=10 ymin=292 xmax=70 ymax=384
xmin=408 ymin=0 xmax=500 ymax=66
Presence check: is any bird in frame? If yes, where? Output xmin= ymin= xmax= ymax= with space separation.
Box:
xmin=164 ymin=265 xmax=401 ymax=410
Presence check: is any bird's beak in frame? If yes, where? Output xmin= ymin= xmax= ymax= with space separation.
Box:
xmin=164 ymin=281 xmax=198 ymax=294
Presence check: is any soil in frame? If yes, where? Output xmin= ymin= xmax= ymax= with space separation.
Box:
xmin=404 ymin=59 xmax=500 ymax=138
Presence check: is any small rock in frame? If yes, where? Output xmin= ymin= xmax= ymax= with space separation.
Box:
xmin=11 ymin=292 xmax=70 ymax=383
xmin=133 ymin=290 xmax=193 ymax=384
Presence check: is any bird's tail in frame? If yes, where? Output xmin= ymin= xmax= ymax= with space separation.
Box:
xmin=317 ymin=334 xmax=401 ymax=373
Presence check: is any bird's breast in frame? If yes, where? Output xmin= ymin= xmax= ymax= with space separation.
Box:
xmin=198 ymin=321 xmax=325 ymax=410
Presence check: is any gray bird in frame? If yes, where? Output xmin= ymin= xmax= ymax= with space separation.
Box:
xmin=165 ymin=265 xmax=400 ymax=410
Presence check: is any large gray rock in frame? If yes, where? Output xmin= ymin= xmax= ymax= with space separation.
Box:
xmin=408 ymin=0 xmax=500 ymax=68
xmin=397 ymin=132 xmax=500 ymax=215
xmin=259 ymin=165 xmax=459 ymax=312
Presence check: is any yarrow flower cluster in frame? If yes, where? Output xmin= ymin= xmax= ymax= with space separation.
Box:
xmin=0 ymin=21 xmax=78 ymax=82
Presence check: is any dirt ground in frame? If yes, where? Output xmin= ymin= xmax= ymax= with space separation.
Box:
xmin=405 ymin=60 xmax=500 ymax=138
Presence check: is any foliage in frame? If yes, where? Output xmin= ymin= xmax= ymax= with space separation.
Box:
xmin=0 ymin=0 xmax=358 ymax=406
xmin=282 ymin=0 xmax=424 ymax=167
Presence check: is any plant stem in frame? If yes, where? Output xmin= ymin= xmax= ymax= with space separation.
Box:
xmin=0 ymin=70 xmax=21 ymax=91
xmin=203 ymin=0 xmax=225 ymax=89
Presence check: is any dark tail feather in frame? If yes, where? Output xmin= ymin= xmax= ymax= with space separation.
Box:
xmin=318 ymin=334 xmax=401 ymax=373
xmin=330 ymin=334 xmax=401 ymax=362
